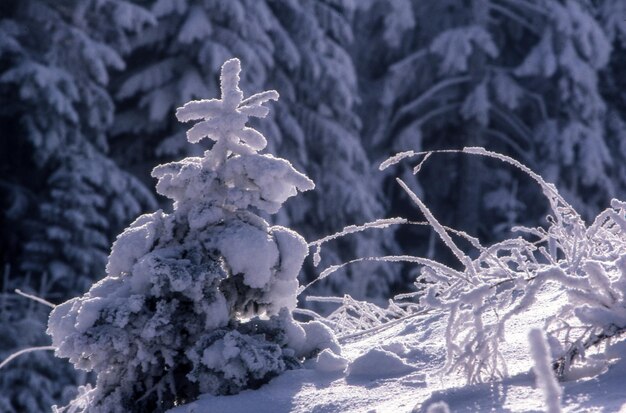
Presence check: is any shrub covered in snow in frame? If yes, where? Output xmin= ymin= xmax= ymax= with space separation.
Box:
xmin=46 ymin=59 xmax=338 ymax=413
xmin=310 ymin=147 xmax=626 ymax=388
xmin=388 ymin=149 xmax=626 ymax=383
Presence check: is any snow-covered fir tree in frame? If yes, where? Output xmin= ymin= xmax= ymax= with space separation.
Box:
xmin=0 ymin=1 xmax=154 ymax=411
xmin=47 ymin=59 xmax=339 ymax=413
xmin=513 ymin=0 xmax=613 ymax=217
xmin=112 ymin=0 xmax=398 ymax=300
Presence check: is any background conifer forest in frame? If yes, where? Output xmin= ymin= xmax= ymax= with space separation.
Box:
xmin=1 ymin=1 xmax=625 ymax=411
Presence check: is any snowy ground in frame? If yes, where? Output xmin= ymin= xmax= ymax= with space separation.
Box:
xmin=169 ymin=282 xmax=626 ymax=413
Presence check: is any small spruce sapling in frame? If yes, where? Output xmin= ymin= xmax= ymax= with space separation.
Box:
xmin=46 ymin=58 xmax=339 ymax=413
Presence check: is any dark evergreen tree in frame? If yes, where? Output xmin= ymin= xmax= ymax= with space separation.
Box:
xmin=0 ymin=1 xmax=154 ymax=411
xmin=595 ymin=0 xmax=626 ymax=206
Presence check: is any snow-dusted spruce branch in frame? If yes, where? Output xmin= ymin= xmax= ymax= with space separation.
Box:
xmin=309 ymin=147 xmax=626 ymax=384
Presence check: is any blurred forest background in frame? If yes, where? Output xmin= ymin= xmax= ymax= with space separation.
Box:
xmin=1 ymin=0 xmax=625 ymax=411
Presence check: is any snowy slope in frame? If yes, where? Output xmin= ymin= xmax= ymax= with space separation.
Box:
xmin=169 ymin=282 xmax=626 ymax=413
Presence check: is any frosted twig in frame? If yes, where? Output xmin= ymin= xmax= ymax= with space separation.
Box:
xmin=300 ymin=254 xmax=469 ymax=294
xmin=15 ymin=288 xmax=55 ymax=308
xmin=379 ymin=152 xmax=416 ymax=170
xmin=0 ymin=346 xmax=56 ymax=369
xmin=311 ymin=218 xmax=483 ymax=252
xmin=309 ymin=217 xmax=408 ymax=247
xmin=292 ymin=308 xmax=323 ymax=320
xmin=413 ymin=152 xmax=432 ymax=174
xmin=396 ymin=178 xmax=474 ymax=274
xmin=309 ymin=218 xmax=407 ymax=267
xmin=336 ymin=309 xmax=434 ymax=343
xmin=304 ymin=296 xmax=346 ymax=304
xmin=380 ymin=147 xmax=577 ymax=219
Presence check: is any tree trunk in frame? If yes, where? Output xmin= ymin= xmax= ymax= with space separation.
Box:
xmin=454 ymin=0 xmax=488 ymax=236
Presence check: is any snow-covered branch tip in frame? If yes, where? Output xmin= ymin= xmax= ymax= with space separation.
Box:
xmin=175 ymin=58 xmax=279 ymax=164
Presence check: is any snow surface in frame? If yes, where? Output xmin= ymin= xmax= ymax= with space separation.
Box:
xmin=168 ymin=282 xmax=626 ymax=413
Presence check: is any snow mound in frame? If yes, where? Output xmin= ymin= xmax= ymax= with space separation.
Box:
xmin=346 ymin=347 xmax=415 ymax=379
xmin=313 ymin=349 xmax=348 ymax=373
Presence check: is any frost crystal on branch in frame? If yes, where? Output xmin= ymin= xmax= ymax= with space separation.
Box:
xmin=47 ymin=58 xmax=335 ymax=413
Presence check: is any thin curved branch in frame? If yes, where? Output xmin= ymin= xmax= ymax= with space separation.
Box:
xmin=0 ymin=346 xmax=56 ymax=370
xmin=388 ymin=49 xmax=429 ymax=76
xmin=415 ymin=103 xmax=462 ymax=129
xmin=524 ymin=90 xmax=549 ymax=120
xmin=493 ymin=0 xmax=549 ymax=17
xmin=381 ymin=103 xmax=461 ymax=154
xmin=490 ymin=3 xmax=541 ymax=35
xmin=390 ymin=76 xmax=471 ymax=130
xmin=485 ymin=128 xmax=534 ymax=167
xmin=490 ymin=106 xmax=535 ymax=146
